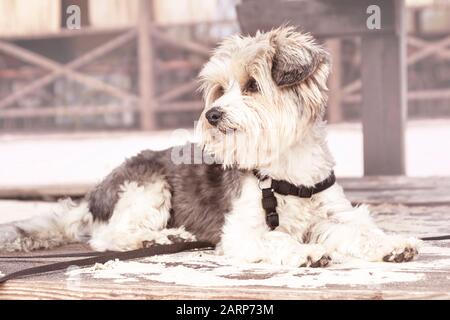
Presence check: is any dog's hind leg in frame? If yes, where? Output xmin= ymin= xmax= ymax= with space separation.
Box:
xmin=89 ymin=180 xmax=195 ymax=252
xmin=0 ymin=199 xmax=93 ymax=252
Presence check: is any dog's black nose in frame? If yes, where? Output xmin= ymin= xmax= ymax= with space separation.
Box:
xmin=205 ymin=107 xmax=223 ymax=126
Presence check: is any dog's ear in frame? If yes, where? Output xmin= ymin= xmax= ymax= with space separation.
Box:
xmin=270 ymin=29 xmax=330 ymax=87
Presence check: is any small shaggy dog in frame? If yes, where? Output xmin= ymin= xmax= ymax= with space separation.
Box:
xmin=0 ymin=27 xmax=419 ymax=267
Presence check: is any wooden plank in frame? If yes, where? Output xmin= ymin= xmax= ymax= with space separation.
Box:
xmin=0 ymin=26 xmax=132 ymax=41
xmin=157 ymin=80 xmax=199 ymax=102
xmin=408 ymin=36 xmax=450 ymax=61
xmin=0 ymin=20 xmax=234 ymax=42
xmin=237 ymin=0 xmax=398 ymax=38
xmin=0 ymin=0 xmax=60 ymax=38
xmin=408 ymin=89 xmax=450 ymax=101
xmin=341 ymin=176 xmax=450 ymax=190
xmin=0 ymin=66 xmax=45 ymax=78
xmin=0 ymin=280 xmax=447 ymax=300
xmin=151 ymin=28 xmax=211 ymax=57
xmin=138 ymin=0 xmax=156 ymax=130
xmin=0 ymin=40 xmax=62 ymax=71
xmin=361 ymin=1 xmax=406 ymax=175
xmin=157 ymin=100 xmax=202 ymax=112
xmin=2 ymin=177 xmax=450 ymax=206
xmin=156 ymin=59 xmax=204 ymax=72
xmin=0 ymin=219 xmax=449 ymax=299
xmin=342 ymin=79 xmax=362 ymax=96
xmin=155 ymin=19 xmax=236 ymax=30
xmin=340 ymin=176 xmax=450 ymax=205
xmin=343 ymin=89 xmax=450 ymax=104
xmin=325 ymin=39 xmax=343 ymax=123
xmin=408 ymin=35 xmax=450 ymax=65
xmin=0 ymin=105 xmax=139 ymax=119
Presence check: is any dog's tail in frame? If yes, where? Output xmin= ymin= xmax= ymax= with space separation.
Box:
xmin=0 ymin=199 xmax=93 ymax=252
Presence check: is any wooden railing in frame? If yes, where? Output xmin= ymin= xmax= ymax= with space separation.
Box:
xmin=1 ymin=0 xmax=449 ymax=133
xmin=0 ymin=0 xmax=237 ymax=131
xmin=337 ymin=34 xmax=450 ymax=106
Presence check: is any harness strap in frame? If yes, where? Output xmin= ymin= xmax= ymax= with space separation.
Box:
xmin=271 ymin=171 xmax=336 ymax=198
xmin=261 ymin=188 xmax=279 ymax=230
xmin=256 ymin=171 xmax=336 ymax=230
xmin=0 ymin=241 xmax=214 ymax=284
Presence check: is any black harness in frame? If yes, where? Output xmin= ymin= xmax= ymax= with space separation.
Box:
xmin=254 ymin=170 xmax=336 ymax=230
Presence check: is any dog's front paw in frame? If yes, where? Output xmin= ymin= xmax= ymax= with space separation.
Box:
xmin=383 ymin=246 xmax=418 ymax=263
xmin=269 ymin=243 xmax=331 ymax=267
xmin=379 ymin=236 xmax=421 ymax=263
xmin=297 ymin=244 xmax=332 ymax=268
xmin=300 ymin=254 xmax=332 ymax=268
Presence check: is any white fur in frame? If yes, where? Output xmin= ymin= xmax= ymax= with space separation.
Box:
xmin=217 ymin=141 xmax=421 ymax=266
xmin=0 ymin=199 xmax=91 ymax=252
xmin=90 ymin=180 xmax=195 ymax=251
xmin=0 ymin=180 xmax=195 ymax=253
xmin=218 ymin=175 xmax=328 ymax=266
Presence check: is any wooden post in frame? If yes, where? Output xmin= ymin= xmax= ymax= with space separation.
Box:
xmin=237 ymin=0 xmax=407 ymax=176
xmin=138 ymin=0 xmax=156 ymax=130
xmin=412 ymin=7 xmax=422 ymax=35
xmin=326 ymin=39 xmax=343 ymax=123
xmin=361 ymin=0 xmax=406 ymax=175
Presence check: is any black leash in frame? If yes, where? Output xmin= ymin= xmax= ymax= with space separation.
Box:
xmin=0 ymin=235 xmax=448 ymax=284
xmin=0 ymin=251 xmax=113 ymax=259
xmin=420 ymin=235 xmax=450 ymax=241
xmin=0 ymin=241 xmax=214 ymax=284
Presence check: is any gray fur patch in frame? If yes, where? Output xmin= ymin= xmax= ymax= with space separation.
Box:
xmin=86 ymin=143 xmax=243 ymax=244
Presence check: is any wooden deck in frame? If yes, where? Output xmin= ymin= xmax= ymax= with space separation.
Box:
xmin=0 ymin=177 xmax=449 ymax=299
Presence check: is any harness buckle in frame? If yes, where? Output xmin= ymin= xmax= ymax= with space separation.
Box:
xmin=258 ymin=177 xmax=272 ymax=190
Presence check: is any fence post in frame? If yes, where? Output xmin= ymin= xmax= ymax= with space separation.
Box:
xmin=326 ymin=38 xmax=343 ymax=123
xmin=361 ymin=0 xmax=406 ymax=175
xmin=138 ymin=0 xmax=156 ymax=130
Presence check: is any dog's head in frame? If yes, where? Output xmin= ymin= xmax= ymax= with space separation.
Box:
xmin=196 ymin=27 xmax=331 ymax=169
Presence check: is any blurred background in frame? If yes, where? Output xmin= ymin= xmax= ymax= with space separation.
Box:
xmin=0 ymin=0 xmax=450 ymax=196
xmin=0 ymin=0 xmax=240 ymax=132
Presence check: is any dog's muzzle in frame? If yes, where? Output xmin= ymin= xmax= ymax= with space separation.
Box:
xmin=205 ymin=107 xmax=224 ymax=126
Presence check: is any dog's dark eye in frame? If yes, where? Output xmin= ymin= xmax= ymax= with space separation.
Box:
xmin=245 ymin=78 xmax=259 ymax=93
xmin=214 ymin=86 xmax=224 ymax=100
